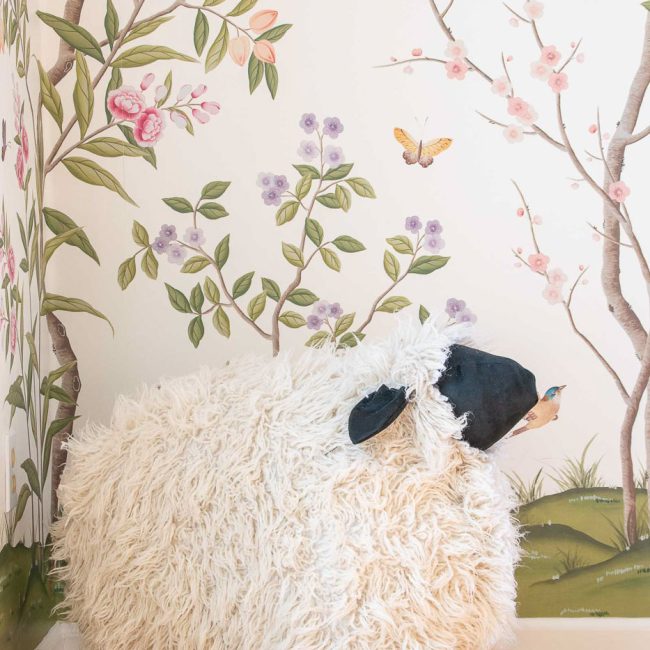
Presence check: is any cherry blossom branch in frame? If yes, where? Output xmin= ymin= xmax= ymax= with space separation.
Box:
xmin=441 ymin=0 xmax=456 ymax=18
xmin=476 ymin=111 xmax=535 ymax=134
xmin=588 ymin=223 xmax=632 ymax=248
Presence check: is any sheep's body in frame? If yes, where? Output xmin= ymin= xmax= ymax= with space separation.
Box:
xmin=53 ymin=323 xmax=519 ymax=649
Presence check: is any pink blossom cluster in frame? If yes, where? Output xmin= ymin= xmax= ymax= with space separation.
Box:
xmin=444 ymin=40 xmax=469 ymax=81
xmin=529 ymin=43 xmax=568 ymax=93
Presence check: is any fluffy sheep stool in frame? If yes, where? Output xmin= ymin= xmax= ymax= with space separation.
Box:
xmin=52 ymin=322 xmax=520 ymax=649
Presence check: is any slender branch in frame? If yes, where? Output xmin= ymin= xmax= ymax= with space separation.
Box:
xmin=627 ymin=124 xmax=650 ymax=144
xmin=441 ymin=0 xmax=455 ymax=19
xmin=588 ymin=223 xmax=632 ymax=248
xmin=477 ymin=111 xmax=535 ymax=134
xmin=179 ymin=2 xmax=256 ymax=41
xmin=375 ymin=56 xmax=448 ymax=69
xmin=46 ymin=0 xmax=85 ymax=86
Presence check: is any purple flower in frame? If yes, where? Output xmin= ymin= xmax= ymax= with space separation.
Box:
xmin=404 ymin=216 xmax=422 ymax=233
xmin=299 ymin=112 xmax=318 ymax=134
xmin=455 ymin=308 xmax=477 ymax=324
xmin=257 ymin=172 xmax=274 ymax=188
xmin=262 ymin=188 xmax=282 ymax=206
xmin=313 ymin=300 xmax=329 ymax=317
xmin=323 ymin=117 xmax=344 ymax=139
xmin=425 ymin=219 xmax=443 ymax=235
xmin=445 ymin=298 xmax=467 ymax=318
xmin=307 ymin=314 xmax=324 ymax=330
xmin=184 ymin=227 xmax=205 ymax=246
xmin=424 ymin=234 xmax=445 ymax=253
xmin=167 ymin=243 xmax=187 ymax=265
xmin=159 ymin=224 xmax=177 ymax=241
xmin=298 ymin=140 xmax=319 ymax=162
xmin=152 ymin=236 xmax=170 ymax=255
xmin=327 ymin=302 xmax=343 ymax=319
xmin=323 ymin=145 xmax=345 ymax=167
xmin=273 ymin=175 xmax=290 ymax=191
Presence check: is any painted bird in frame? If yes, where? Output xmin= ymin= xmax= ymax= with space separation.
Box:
xmin=511 ymin=385 xmax=566 ymax=437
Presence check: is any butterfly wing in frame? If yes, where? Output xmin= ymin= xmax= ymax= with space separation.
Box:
xmin=418 ymin=155 xmax=434 ymax=168
xmin=394 ymin=128 xmax=418 ymax=153
xmin=421 ymin=137 xmax=452 ymax=158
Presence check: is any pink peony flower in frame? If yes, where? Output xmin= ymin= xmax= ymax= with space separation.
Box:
xmin=192 ymin=109 xmax=210 ymax=124
xmin=548 ymin=72 xmax=568 ymax=93
xmin=6 ymin=246 xmax=16 ymax=283
xmin=528 ymin=252 xmax=550 ymax=273
xmin=253 ymin=40 xmax=276 ymax=64
xmin=548 ymin=268 xmax=567 ymax=286
xmin=21 ymin=125 xmax=29 ymax=160
xmin=107 ymin=86 xmax=146 ymax=121
xmin=491 ymin=76 xmax=511 ymax=96
xmin=201 ymin=101 xmax=221 ymax=115
xmin=133 ymin=107 xmax=165 ymax=147
xmin=588 ymin=123 xmax=597 ymax=134
xmin=140 ymin=73 xmax=155 ymax=91
xmin=249 ymin=9 xmax=278 ymax=33
xmin=608 ymin=180 xmax=630 ymax=203
xmin=530 ymin=61 xmax=550 ymax=80
xmin=445 ymin=58 xmax=468 ymax=80
xmin=14 ymin=147 xmax=25 ymax=189
xmin=542 ymin=283 xmax=563 ymax=305
xmin=445 ymin=39 xmax=467 ymax=59
xmin=524 ymin=0 xmax=544 ymax=20
xmin=540 ymin=45 xmax=561 ymax=67
xmin=503 ymin=124 xmax=524 ymax=143
xmin=191 ymin=84 xmax=207 ymax=99
xmin=9 ymin=309 xmax=16 ymax=355
xmin=229 ymin=36 xmax=250 ymax=66
xmin=411 ymin=48 xmax=422 ymax=56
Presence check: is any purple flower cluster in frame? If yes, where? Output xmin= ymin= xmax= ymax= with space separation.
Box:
xmin=404 ymin=217 xmax=446 ymax=253
xmin=258 ymin=172 xmax=290 ymax=206
xmin=445 ymin=298 xmax=477 ymax=324
xmin=299 ymin=113 xmax=318 ymax=134
xmin=307 ymin=300 xmax=344 ymax=330
xmin=153 ymin=224 xmax=183 ymax=263
xmin=323 ymin=117 xmax=344 ymax=138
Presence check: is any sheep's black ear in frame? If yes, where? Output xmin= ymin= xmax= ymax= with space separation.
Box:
xmin=348 ymin=385 xmax=408 ymax=444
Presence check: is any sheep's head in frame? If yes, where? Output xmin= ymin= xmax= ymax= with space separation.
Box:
xmin=348 ymin=344 xmax=537 ymax=451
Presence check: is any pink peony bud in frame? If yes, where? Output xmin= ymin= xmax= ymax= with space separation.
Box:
xmin=249 ymin=9 xmax=278 ymax=33
xmin=229 ymin=36 xmax=250 ymax=66
xmin=170 ymin=112 xmax=187 ymax=129
xmin=191 ymin=84 xmax=207 ymax=98
xmin=177 ymin=84 xmax=192 ymax=101
xmin=201 ymin=101 xmax=221 ymax=115
xmin=192 ymin=109 xmax=210 ymax=124
xmin=154 ymin=85 xmax=167 ymax=102
xmin=253 ymin=39 xmax=276 ymax=64
xmin=140 ymin=73 xmax=155 ymax=91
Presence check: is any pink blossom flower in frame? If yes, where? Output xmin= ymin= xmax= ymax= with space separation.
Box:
xmin=517 ymin=208 xmax=525 ymax=217
xmin=14 ymin=147 xmax=25 ymax=189
xmin=578 ymin=264 xmax=585 ymax=271
xmin=107 ymin=86 xmax=146 ymax=121
xmin=229 ymin=36 xmax=250 ymax=66
xmin=530 ymin=61 xmax=551 ymax=80
xmin=533 ymin=215 xmax=543 ymax=225
xmin=201 ymin=101 xmax=221 ymax=115
xmin=588 ymin=124 xmax=597 ymax=134
xmin=518 ymin=105 xmax=538 ymax=126
xmin=576 ymin=53 xmax=585 ymax=64
xmin=140 ymin=73 xmax=155 ymax=91
xmin=548 ymin=72 xmax=569 ymax=93
xmin=253 ymin=40 xmax=276 ymax=64
xmin=21 ymin=125 xmax=28 ymax=160
xmin=6 ymin=246 xmax=16 ymax=284
xmin=249 ymin=9 xmax=278 ymax=33
xmin=608 ymin=180 xmax=630 ymax=203
xmin=506 ymin=55 xmax=514 ymax=62
xmin=411 ymin=48 xmax=422 ymax=56
xmin=191 ymin=84 xmax=207 ymax=99
xmin=524 ymin=1 xmax=544 ymax=20
xmin=491 ymin=76 xmax=511 ymax=96
xmin=548 ymin=268 xmax=567 ymax=286
xmin=503 ymin=124 xmax=524 ymax=143
xmin=507 ymin=96 xmax=531 ymax=119
xmin=9 ymin=309 xmax=16 ymax=355
xmin=445 ymin=58 xmax=468 ymax=80
xmin=542 ymin=283 xmax=563 ymax=305
xmin=445 ymin=40 xmax=467 ymax=59
xmin=540 ymin=45 xmax=561 ymax=67
xmin=133 ymin=107 xmax=165 ymax=147
xmin=509 ymin=17 xmax=519 ymax=27
xmin=528 ymin=252 xmax=550 ymax=273
xmin=192 ymin=109 xmax=210 ymax=124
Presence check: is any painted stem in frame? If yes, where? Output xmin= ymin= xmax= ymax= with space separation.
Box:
xmin=46 ymin=0 xmax=85 ymax=86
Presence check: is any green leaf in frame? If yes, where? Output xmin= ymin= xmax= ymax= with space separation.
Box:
xmin=383 ymin=250 xmax=400 ymax=281
xmin=163 ymin=197 xmax=193 ymax=213
xmin=205 ymin=20 xmax=229 ymax=72
xmin=165 ymin=284 xmax=192 ymax=313
xmin=141 ymin=248 xmax=158 ymax=279
xmin=345 ymin=177 xmax=376 ymax=198
xmin=248 ymin=54 xmax=264 ymax=94
xmin=37 ymin=60 xmax=63 ymax=130
xmin=104 ymin=0 xmax=119 ymax=47
xmin=204 ymin=277 xmax=220 ymax=303
xmin=194 ymin=10 xmax=209 ymax=56
xmin=43 ymin=227 xmax=85 ymax=267
xmin=43 ymin=207 xmax=99 ymax=264
xmin=377 ymin=296 xmax=411 ymax=313
xmin=256 ymin=24 xmax=292 ymax=42
xmin=132 ymin=221 xmax=149 ymax=246
xmin=124 ymin=16 xmax=174 ymax=43
xmin=204 ymin=0 xmax=228 ymax=5
xmin=276 ymin=201 xmax=299 ymax=226
xmin=333 ymin=235 xmax=365 ymax=253
xmin=315 ymin=194 xmax=340 ymax=209
xmin=305 ymin=331 xmax=330 ymax=348
xmin=335 ymin=185 xmax=351 ymax=212
xmin=117 ymin=257 xmax=136 ymax=290
xmin=261 ymin=277 xmax=280 ymax=301
xmin=182 ymin=256 xmax=211 ymax=273
xmin=73 ymin=51 xmax=94 ymax=139
xmin=62 ymin=157 xmax=137 ymax=205
xmin=306 ymin=218 xmax=323 ymax=246
xmin=14 ymin=484 xmax=31 ymax=524
xmin=214 ymin=235 xmax=230 ymax=269
xmin=6 ymin=376 xmax=25 ymax=410
xmin=643 ymin=1 xmax=650 ymax=10
xmin=265 ymin=62 xmax=278 ymax=99
xmin=190 ymin=283 xmax=204 ymax=312
xmin=339 ymin=331 xmax=365 ymax=348
xmin=287 ymin=288 xmax=318 ymax=306
xmin=41 ymin=293 xmax=113 ymax=332
xmin=213 ymin=306 xmax=230 ymax=337
xmin=419 ymin=304 xmax=430 ymax=324
xmin=323 ymin=163 xmax=354 ymax=181
xmin=247 ymin=292 xmax=266 ymax=321
xmin=293 ymin=164 xmax=320 ymax=179
xmin=21 ymin=458 xmax=41 ymax=500
xmin=37 ymin=11 xmax=105 ymax=62
xmin=279 ymin=311 xmax=306 ymax=328
xmin=295 ymin=174 xmax=312 ymax=201
xmin=386 ymin=235 xmax=413 ymax=255
xmin=228 ymin=0 xmax=258 ymax=16
xmin=320 ymin=247 xmax=341 ymax=272
xmin=79 ymin=137 xmax=146 ymax=158
xmin=46 ymin=385 xmax=76 ymax=405
xmin=201 ymin=180 xmax=230 ymax=200
xmin=282 ymin=242 xmax=304 ymax=268
xmin=232 ymin=271 xmax=254 ymax=299
xmin=42 ymin=416 xmax=78 ymax=487
xmin=409 ymin=255 xmax=450 ymax=274
xmin=334 ymin=312 xmax=355 ymax=337
xmin=198 ymin=202 xmax=228 ymax=220
xmin=118 ymin=124 xmax=157 ymax=168
xmin=188 ymin=316 xmax=205 ymax=348
xmin=46 ymin=361 xmax=77 ymax=386
xmin=112 ymin=45 xmax=196 ymax=68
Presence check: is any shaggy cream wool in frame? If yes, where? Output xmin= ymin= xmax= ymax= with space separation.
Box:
xmin=52 ymin=321 xmax=520 ymax=650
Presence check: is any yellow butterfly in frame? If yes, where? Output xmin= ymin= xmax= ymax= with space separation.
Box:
xmin=393 ymin=128 xmax=452 ymax=168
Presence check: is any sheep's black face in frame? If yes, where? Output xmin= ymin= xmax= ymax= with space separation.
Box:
xmin=348 ymin=344 xmax=537 ymax=450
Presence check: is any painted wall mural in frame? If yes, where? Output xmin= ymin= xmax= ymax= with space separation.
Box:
xmin=0 ymin=0 xmax=649 ymax=647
